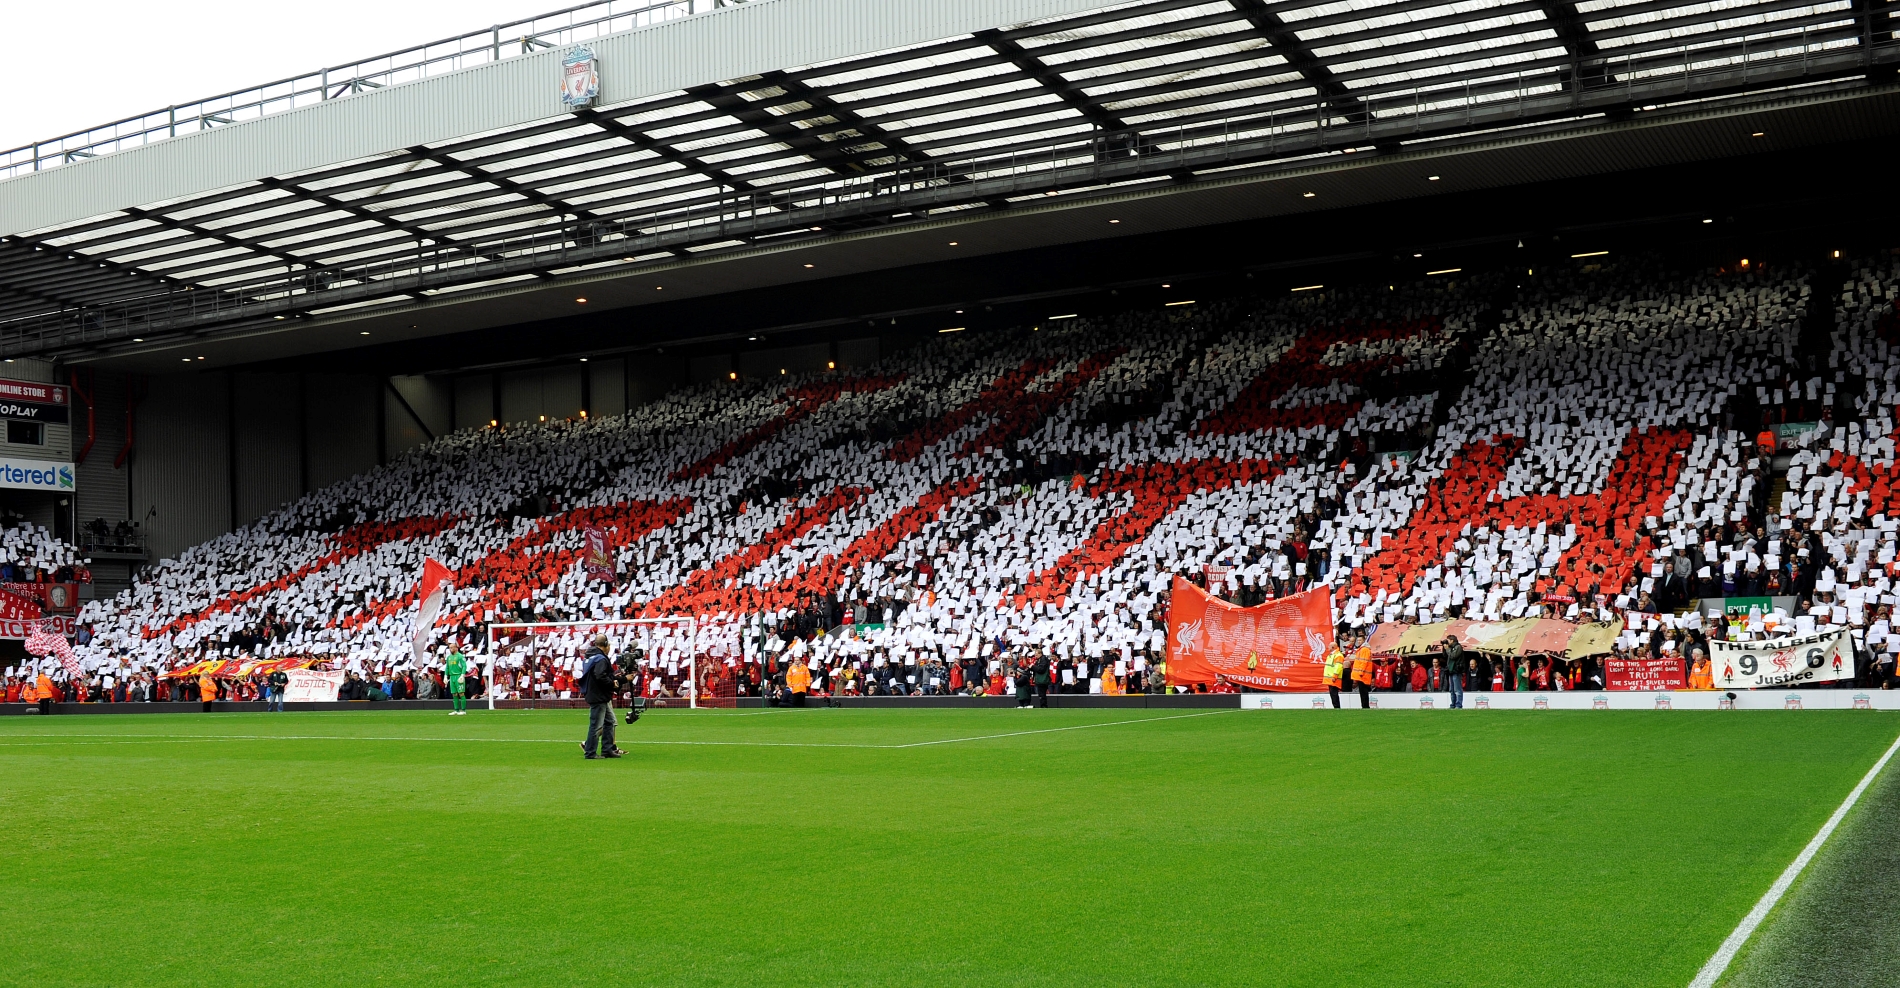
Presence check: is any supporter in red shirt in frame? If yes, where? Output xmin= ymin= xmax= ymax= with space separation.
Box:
xmin=1530 ymin=660 xmax=1551 ymax=690
xmin=1408 ymin=661 xmax=1428 ymax=692
xmin=1373 ymin=660 xmax=1395 ymax=691
xmin=3 ymin=676 xmax=18 ymax=703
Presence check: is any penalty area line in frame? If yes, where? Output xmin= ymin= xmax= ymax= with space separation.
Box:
xmin=1687 ymin=729 xmax=1900 ymax=988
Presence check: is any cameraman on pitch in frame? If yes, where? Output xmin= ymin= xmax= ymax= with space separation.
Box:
xmin=616 ymin=645 xmax=644 ymax=725
xmin=579 ymin=634 xmax=622 ymax=759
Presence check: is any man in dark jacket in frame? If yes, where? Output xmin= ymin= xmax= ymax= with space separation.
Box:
xmin=1031 ymin=650 xmax=1052 ymax=708
xmin=1441 ymin=637 xmax=1466 ymax=708
xmin=266 ymin=668 xmax=289 ymax=712
xmin=579 ymin=635 xmax=621 ymax=759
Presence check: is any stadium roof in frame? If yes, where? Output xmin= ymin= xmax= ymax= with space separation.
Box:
xmin=1 ymin=0 xmax=1896 ymax=366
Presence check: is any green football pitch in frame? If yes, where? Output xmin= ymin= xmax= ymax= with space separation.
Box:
xmin=4 ymin=708 xmax=1896 ymax=988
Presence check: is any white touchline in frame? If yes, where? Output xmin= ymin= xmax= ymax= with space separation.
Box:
xmin=1687 ymin=730 xmax=1900 ymax=988
xmin=0 ymin=712 xmax=1230 ymax=751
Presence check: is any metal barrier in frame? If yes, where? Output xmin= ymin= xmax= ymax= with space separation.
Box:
xmin=0 ymin=0 xmax=698 ymax=179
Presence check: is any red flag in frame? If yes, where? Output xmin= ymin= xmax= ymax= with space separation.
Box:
xmin=582 ymin=526 xmax=613 ymax=583
xmin=25 ymin=620 xmax=80 ymax=678
xmin=411 ymin=558 xmax=454 ymax=666
xmin=1166 ymin=577 xmax=1333 ymax=691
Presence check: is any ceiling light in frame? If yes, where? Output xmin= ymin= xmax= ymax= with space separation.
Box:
xmin=1428 ymin=175 xmax=1440 ymax=181
xmin=1752 ymin=131 xmax=1764 ymax=137
xmin=360 ymin=331 xmax=370 ymax=336
xmin=1427 ymin=268 xmax=1462 ymax=276
xmin=273 ymin=315 xmax=286 ymax=320
xmin=196 ymin=356 xmax=204 ymax=360
xmin=1702 ymin=218 xmax=1714 ymax=224
xmin=579 ymin=358 xmax=588 ymax=362
xmin=948 ymin=241 xmax=959 ymax=246
xmin=1109 ymin=219 xmax=1121 ymax=224
xmin=1412 ymin=253 xmax=1423 ymax=258
xmin=1048 ymin=314 xmax=1078 ymax=320
xmin=780 ymin=368 xmax=787 ymax=375
xmin=955 ymin=310 xmax=963 ymax=314
xmin=728 ymin=372 xmax=737 ymax=380
xmin=939 ymin=327 xmax=966 ymax=333
xmin=1161 ymin=284 xmax=1170 ymax=288
xmin=655 ymin=286 xmax=663 ymax=291
xmin=132 ymin=337 xmax=143 ymax=342
xmin=748 ymin=336 xmax=759 ymax=341
xmin=181 ymin=358 xmax=191 ymax=363
xmin=624 ymin=256 xmax=635 ymax=261
xmin=1302 ymin=192 xmax=1316 ymax=198
xmin=827 ymin=361 xmax=836 ymax=369
xmin=575 ymin=297 xmax=587 ymax=304
xmin=804 ymin=263 xmax=814 ymax=268
xmin=1164 ymin=300 xmax=1195 ymax=307
xmin=1291 ymin=284 xmax=1323 ymax=292
xmin=1571 ymin=251 xmax=1608 ymax=258
xmin=810 ymin=226 xmax=823 ymax=231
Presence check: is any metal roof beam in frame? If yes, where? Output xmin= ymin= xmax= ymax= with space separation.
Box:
xmin=688 ymin=71 xmax=938 ymax=177
xmin=0 ymin=280 xmax=96 ymax=315
xmin=974 ymin=29 xmax=1131 ymax=135
xmin=414 ymin=148 xmax=597 ymax=221
xmin=1854 ymin=0 xmax=1896 ymax=70
xmin=120 ymin=206 xmax=319 ymax=272
xmin=571 ymin=108 xmax=755 ymax=191
xmin=1537 ymin=0 xmax=1616 ymax=91
xmin=1226 ymin=0 xmax=1371 ymax=127
xmin=256 ymin=177 xmax=494 ymax=260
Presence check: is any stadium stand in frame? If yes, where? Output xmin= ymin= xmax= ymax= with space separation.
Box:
xmin=33 ymin=252 xmax=1900 ymax=701
xmin=0 ymin=515 xmax=85 ymax=582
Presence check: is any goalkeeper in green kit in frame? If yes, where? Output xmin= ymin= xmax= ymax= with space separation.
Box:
xmin=446 ymin=647 xmax=469 ymax=715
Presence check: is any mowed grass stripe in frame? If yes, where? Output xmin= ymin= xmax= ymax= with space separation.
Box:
xmin=0 ymin=708 xmax=1231 ymax=749
xmin=1720 ymin=734 xmax=1900 ymax=988
xmin=3 ymin=710 xmax=1895 ymax=988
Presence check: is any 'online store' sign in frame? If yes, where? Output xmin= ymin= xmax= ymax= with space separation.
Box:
xmin=0 ymin=458 xmax=74 ymax=492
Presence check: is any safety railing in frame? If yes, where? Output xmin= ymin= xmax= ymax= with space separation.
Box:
xmin=0 ymin=0 xmax=707 ymax=180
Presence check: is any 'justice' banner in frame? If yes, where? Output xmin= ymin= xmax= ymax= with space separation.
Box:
xmin=1708 ymin=630 xmax=1854 ymax=689
xmin=1166 ymin=577 xmax=1333 ymax=691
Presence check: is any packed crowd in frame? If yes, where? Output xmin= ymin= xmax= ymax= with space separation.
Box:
xmin=17 ymin=251 xmax=1900 ymax=701
xmin=0 ymin=514 xmax=89 ymax=584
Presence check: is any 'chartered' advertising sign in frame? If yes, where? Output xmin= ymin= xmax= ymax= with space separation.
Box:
xmin=0 ymin=458 xmax=74 ymax=491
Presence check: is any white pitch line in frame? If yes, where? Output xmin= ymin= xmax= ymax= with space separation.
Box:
xmin=0 ymin=712 xmax=1229 ymax=751
xmin=1687 ymin=729 xmax=1900 ymax=988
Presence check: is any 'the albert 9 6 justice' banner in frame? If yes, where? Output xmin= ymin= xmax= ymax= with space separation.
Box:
xmin=1166 ymin=576 xmax=1333 ymax=691
xmin=1708 ymin=630 xmax=1854 ymax=690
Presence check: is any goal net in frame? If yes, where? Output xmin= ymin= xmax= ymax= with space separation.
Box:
xmin=484 ymin=617 xmax=750 ymax=709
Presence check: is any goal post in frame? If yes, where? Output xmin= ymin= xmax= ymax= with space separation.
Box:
xmin=484 ymin=617 xmax=708 ymax=709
